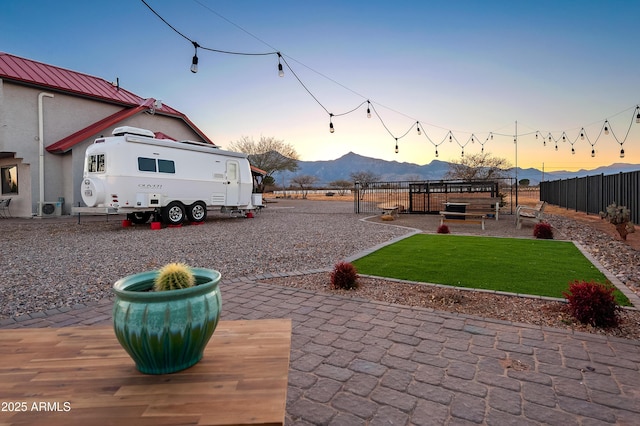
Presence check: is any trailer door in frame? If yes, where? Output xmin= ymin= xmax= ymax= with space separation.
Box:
xmin=226 ymin=160 xmax=240 ymax=205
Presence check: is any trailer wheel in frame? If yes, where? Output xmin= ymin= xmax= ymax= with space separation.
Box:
xmin=187 ymin=201 xmax=207 ymax=223
xmin=162 ymin=201 xmax=186 ymax=225
xmin=128 ymin=212 xmax=152 ymax=224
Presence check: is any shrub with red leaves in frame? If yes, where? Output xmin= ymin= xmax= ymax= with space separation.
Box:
xmin=437 ymin=224 xmax=450 ymax=234
xmin=533 ymin=222 xmax=553 ymax=239
xmin=330 ymin=262 xmax=359 ymax=290
xmin=563 ymin=280 xmax=620 ymax=327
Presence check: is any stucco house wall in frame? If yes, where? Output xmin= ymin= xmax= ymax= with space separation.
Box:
xmin=0 ymin=54 xmax=213 ymax=218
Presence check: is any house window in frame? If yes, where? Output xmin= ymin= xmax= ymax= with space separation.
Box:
xmin=158 ymin=159 xmax=175 ymax=174
xmin=138 ymin=157 xmax=156 ymax=172
xmin=87 ymin=154 xmax=105 ymax=173
xmin=1 ymin=165 xmax=18 ymax=194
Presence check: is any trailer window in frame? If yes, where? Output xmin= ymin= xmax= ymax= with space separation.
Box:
xmin=138 ymin=157 xmax=156 ymax=172
xmin=87 ymin=154 xmax=105 ymax=173
xmin=158 ymin=159 xmax=175 ymax=174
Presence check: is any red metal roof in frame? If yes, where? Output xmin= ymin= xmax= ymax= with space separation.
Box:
xmin=0 ymin=52 xmax=141 ymax=105
xmin=0 ymin=52 xmax=214 ymax=150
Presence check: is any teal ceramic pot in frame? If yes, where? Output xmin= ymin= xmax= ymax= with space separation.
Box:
xmin=112 ymin=268 xmax=222 ymax=374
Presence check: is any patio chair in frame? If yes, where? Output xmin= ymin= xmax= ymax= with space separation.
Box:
xmin=0 ymin=198 xmax=11 ymax=218
xmin=516 ymin=201 xmax=545 ymax=229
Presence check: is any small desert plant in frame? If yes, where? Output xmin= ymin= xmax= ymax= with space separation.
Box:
xmin=330 ymin=261 xmax=359 ymax=290
xmin=533 ymin=222 xmax=553 ymax=239
xmin=437 ymin=224 xmax=450 ymax=234
xmin=154 ymin=262 xmax=196 ymax=291
xmin=562 ymin=280 xmax=620 ymax=328
xmin=600 ymin=202 xmax=635 ymax=240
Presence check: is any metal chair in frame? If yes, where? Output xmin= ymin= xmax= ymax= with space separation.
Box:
xmin=0 ymin=198 xmax=11 ymax=218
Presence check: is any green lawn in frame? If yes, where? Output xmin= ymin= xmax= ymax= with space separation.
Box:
xmin=352 ymin=234 xmax=630 ymax=305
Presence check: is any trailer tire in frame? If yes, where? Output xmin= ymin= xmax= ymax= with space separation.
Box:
xmin=187 ymin=201 xmax=207 ymax=223
xmin=162 ymin=201 xmax=186 ymax=225
xmin=128 ymin=212 xmax=152 ymax=224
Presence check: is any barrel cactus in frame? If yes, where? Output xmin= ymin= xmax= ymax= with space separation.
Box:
xmin=153 ymin=262 xmax=196 ymax=291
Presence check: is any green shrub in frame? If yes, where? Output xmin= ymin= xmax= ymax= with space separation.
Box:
xmin=330 ymin=262 xmax=359 ymax=290
xmin=562 ymin=280 xmax=620 ymax=327
xmin=153 ymin=262 xmax=196 ymax=291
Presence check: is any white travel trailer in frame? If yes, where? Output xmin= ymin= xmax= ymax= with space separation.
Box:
xmin=79 ymin=126 xmax=262 ymax=225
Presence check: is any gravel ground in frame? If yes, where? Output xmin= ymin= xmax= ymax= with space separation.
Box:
xmin=0 ymin=200 xmax=407 ymax=319
xmin=2 ymin=198 xmax=639 ymax=340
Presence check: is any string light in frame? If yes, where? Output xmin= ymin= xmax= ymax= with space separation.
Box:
xmin=142 ymin=0 xmax=640 ymax=161
xmin=277 ymin=53 xmax=284 ymax=77
xmin=191 ymin=42 xmax=199 ymax=73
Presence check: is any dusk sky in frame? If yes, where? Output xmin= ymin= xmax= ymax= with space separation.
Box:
xmin=2 ymin=0 xmax=640 ymax=171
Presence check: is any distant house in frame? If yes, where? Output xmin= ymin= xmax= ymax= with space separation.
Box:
xmin=0 ymin=52 xmax=215 ymax=218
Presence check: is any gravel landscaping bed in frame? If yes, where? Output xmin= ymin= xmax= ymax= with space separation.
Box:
xmin=2 ymin=199 xmax=639 ymax=340
xmin=0 ymin=200 xmax=406 ymax=319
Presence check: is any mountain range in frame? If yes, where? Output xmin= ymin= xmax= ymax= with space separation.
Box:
xmin=282 ymin=151 xmax=640 ymax=185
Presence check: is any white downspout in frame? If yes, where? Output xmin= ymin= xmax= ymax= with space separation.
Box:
xmin=38 ymin=92 xmax=54 ymax=216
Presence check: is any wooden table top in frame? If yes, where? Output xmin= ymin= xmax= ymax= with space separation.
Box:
xmin=0 ymin=319 xmax=291 ymax=426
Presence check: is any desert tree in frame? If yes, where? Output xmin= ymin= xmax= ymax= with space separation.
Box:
xmin=290 ymin=175 xmax=319 ymax=199
xmin=349 ymin=170 xmax=381 ymax=199
xmin=329 ymin=179 xmax=353 ymax=196
xmin=227 ymin=136 xmax=299 ymax=192
xmin=444 ymin=152 xmax=511 ymax=181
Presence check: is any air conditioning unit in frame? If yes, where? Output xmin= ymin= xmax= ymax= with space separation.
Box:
xmin=41 ymin=201 xmax=62 ymax=217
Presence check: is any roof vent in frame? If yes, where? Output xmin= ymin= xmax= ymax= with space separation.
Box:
xmin=112 ymin=126 xmax=155 ymax=138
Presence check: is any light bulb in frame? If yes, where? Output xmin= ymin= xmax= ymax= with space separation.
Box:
xmin=329 ymin=122 xmax=334 ymax=133
xmin=395 ymin=144 xmax=399 ymax=154
xmin=636 ymin=113 xmax=640 ymax=124
xmin=278 ymin=63 xmax=284 ymax=77
xmin=449 ymin=135 xmax=452 ymax=143
xmin=591 ymin=149 xmax=595 ymax=157
xmin=367 ymin=108 xmax=371 ymax=118
xmin=604 ymin=126 xmax=609 ymax=135
xmin=461 ymin=150 xmax=464 ymax=157
xmin=417 ymin=125 xmax=421 ymax=135
xmin=620 ymin=148 xmax=625 ymax=158
xmin=571 ymin=147 xmax=575 ymax=155
xmin=555 ymin=144 xmax=558 ymax=151
xmin=190 ymin=55 xmax=198 ymax=73
xmin=435 ymin=149 xmax=438 ymax=158
xmin=580 ymin=132 xmax=584 ymax=140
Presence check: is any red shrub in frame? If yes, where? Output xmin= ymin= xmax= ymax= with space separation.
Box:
xmin=533 ymin=222 xmax=553 ymax=239
xmin=562 ymin=280 xmax=620 ymax=327
xmin=437 ymin=224 xmax=450 ymax=234
xmin=330 ymin=262 xmax=359 ymax=290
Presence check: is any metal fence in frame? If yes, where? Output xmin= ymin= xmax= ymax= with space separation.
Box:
xmin=353 ymin=180 xmax=515 ymax=215
xmin=540 ymin=170 xmax=640 ymax=224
